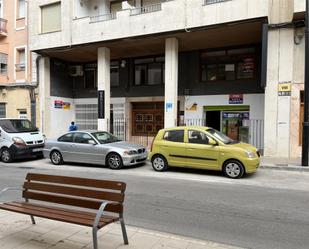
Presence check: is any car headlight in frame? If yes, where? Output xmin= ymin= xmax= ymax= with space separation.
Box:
xmin=124 ymin=150 xmax=137 ymax=155
xmin=245 ymin=151 xmax=255 ymax=158
xmin=12 ymin=137 xmax=26 ymax=147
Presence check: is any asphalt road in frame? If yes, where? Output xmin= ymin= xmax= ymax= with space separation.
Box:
xmin=0 ymin=159 xmax=309 ymax=249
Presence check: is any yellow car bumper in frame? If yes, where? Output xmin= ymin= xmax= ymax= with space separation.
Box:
xmin=243 ymin=157 xmax=260 ymax=174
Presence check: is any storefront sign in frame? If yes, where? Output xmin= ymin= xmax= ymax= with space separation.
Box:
xmin=229 ymin=94 xmax=243 ymax=104
xmin=186 ymin=103 xmax=197 ymax=111
xmin=54 ymin=100 xmax=71 ymax=110
xmin=98 ymin=90 xmax=105 ymax=119
xmin=278 ymin=82 xmax=291 ymax=96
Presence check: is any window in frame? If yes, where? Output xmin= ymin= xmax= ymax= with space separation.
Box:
xmin=163 ymin=130 xmax=184 ymax=143
xmin=58 ymin=133 xmax=74 ymax=143
xmin=41 ymin=2 xmax=61 ymax=33
xmin=201 ymin=47 xmax=256 ymax=82
xmin=110 ymin=0 xmax=135 ymax=12
xmin=0 ymin=103 xmax=5 ymax=118
xmin=18 ymin=0 xmax=25 ymax=18
xmin=111 ymin=61 xmax=119 ymax=87
xmin=188 ymin=130 xmax=209 ymax=144
xmin=0 ymin=53 xmax=7 ymax=75
xmin=84 ymin=68 xmax=96 ymax=89
xmin=16 ymin=48 xmax=25 ymax=71
xmin=134 ymin=56 xmax=164 ymax=86
xmin=73 ymin=132 xmax=94 ymax=144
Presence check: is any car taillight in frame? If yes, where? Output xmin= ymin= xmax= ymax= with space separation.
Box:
xmin=150 ymin=138 xmax=155 ymax=152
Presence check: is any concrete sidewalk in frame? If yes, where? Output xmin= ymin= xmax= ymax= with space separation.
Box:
xmin=260 ymin=157 xmax=309 ymax=172
xmin=0 ymin=210 xmax=243 ymax=249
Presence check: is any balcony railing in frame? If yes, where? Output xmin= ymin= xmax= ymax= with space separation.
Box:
xmin=0 ymin=18 xmax=8 ymax=36
xmin=204 ymin=0 xmax=231 ymax=5
xmin=130 ymin=3 xmax=162 ymax=16
xmin=89 ymin=12 xmax=117 ymax=23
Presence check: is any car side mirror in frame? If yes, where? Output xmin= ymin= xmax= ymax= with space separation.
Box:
xmin=208 ymin=138 xmax=218 ymax=146
xmin=88 ymin=140 xmax=96 ymax=145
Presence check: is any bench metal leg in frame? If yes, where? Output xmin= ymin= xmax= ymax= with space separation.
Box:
xmin=92 ymin=227 xmax=98 ymax=249
xmin=120 ymin=215 xmax=129 ymax=245
xmin=30 ymin=215 xmax=36 ymax=225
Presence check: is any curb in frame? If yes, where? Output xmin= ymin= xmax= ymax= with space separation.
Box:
xmin=260 ymin=164 xmax=309 ymax=172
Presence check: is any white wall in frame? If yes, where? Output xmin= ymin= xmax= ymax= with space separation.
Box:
xmin=184 ymin=94 xmax=265 ymax=120
xmin=294 ymin=0 xmax=305 ymax=13
xmin=29 ymin=0 xmax=269 ymax=51
xmin=49 ymin=97 xmax=75 ymax=139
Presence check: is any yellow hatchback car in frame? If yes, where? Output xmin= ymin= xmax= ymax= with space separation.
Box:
xmin=149 ymin=126 xmax=260 ymax=178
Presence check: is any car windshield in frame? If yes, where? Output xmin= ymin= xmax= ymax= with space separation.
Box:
xmin=91 ymin=132 xmax=121 ymax=144
xmin=0 ymin=119 xmax=38 ymax=133
xmin=206 ymin=128 xmax=236 ymax=145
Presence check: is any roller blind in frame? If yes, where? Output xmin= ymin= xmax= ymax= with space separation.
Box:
xmin=18 ymin=0 xmax=25 ymax=18
xmin=41 ymin=2 xmax=61 ymax=33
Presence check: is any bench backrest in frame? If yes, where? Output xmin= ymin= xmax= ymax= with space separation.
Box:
xmin=22 ymin=173 xmax=126 ymax=214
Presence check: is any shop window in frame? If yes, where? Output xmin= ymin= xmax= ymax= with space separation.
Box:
xmin=0 ymin=53 xmax=7 ymax=75
xmin=134 ymin=56 xmax=164 ymax=86
xmin=0 ymin=103 xmax=6 ymax=118
xmin=84 ymin=64 xmax=96 ymax=89
xmin=17 ymin=0 xmax=25 ymax=19
xmin=201 ymin=47 xmax=256 ymax=82
xmin=111 ymin=61 xmax=119 ymax=87
xmin=41 ymin=2 xmax=61 ymax=33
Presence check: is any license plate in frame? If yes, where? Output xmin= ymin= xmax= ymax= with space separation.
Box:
xmin=33 ymin=148 xmax=43 ymax=152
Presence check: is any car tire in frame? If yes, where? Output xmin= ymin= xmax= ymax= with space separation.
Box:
xmin=50 ymin=150 xmax=63 ymax=165
xmin=107 ymin=153 xmax=123 ymax=170
xmin=151 ymin=155 xmax=168 ymax=172
xmin=1 ymin=148 xmax=13 ymax=163
xmin=223 ymin=160 xmax=245 ymax=179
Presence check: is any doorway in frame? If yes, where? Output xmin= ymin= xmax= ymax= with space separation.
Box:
xmin=206 ymin=111 xmax=221 ymax=131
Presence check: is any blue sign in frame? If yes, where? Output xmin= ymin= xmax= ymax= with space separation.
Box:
xmin=166 ymin=102 xmax=173 ymax=111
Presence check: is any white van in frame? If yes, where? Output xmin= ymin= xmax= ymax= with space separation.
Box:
xmin=0 ymin=119 xmax=45 ymax=163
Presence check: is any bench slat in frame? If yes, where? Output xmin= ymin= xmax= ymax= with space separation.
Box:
xmin=0 ymin=203 xmax=109 ymax=227
xmin=23 ymin=182 xmax=124 ymax=202
xmin=23 ymin=191 xmax=123 ymax=213
xmin=10 ymin=202 xmax=119 ymax=225
xmin=26 ymin=173 xmax=126 ymax=191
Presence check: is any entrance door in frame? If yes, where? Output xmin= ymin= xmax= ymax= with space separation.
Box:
xmin=206 ymin=111 xmax=221 ymax=130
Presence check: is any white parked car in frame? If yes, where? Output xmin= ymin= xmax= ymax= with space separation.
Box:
xmin=0 ymin=119 xmax=45 ymax=163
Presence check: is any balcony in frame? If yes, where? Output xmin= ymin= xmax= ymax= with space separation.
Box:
xmin=0 ymin=18 xmax=7 ymax=37
xmin=204 ymin=0 xmax=231 ymax=5
xmin=130 ymin=3 xmax=162 ymax=16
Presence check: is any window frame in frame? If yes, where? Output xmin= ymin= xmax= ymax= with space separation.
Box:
xmin=40 ymin=1 xmax=61 ymax=34
xmin=58 ymin=133 xmax=74 ymax=143
xmin=199 ymin=45 xmax=258 ymax=83
xmin=134 ymin=55 xmax=165 ymax=86
xmin=17 ymin=0 xmax=26 ymax=19
xmin=0 ymin=53 xmax=8 ymax=75
xmin=188 ymin=130 xmax=210 ymax=145
xmin=73 ymin=132 xmax=95 ymax=144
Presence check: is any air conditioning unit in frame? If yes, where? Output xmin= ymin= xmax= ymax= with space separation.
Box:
xmin=69 ymin=65 xmax=83 ymax=77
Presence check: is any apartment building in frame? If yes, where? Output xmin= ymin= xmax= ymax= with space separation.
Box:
xmin=0 ymin=0 xmax=37 ymax=122
xmin=28 ymin=0 xmax=306 ymax=159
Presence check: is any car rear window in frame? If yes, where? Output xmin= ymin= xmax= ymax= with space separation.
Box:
xmin=163 ymin=130 xmax=184 ymax=143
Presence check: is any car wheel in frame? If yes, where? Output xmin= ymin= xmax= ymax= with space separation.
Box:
xmin=151 ymin=155 xmax=168 ymax=172
xmin=50 ymin=150 xmax=63 ymax=165
xmin=1 ymin=148 xmax=13 ymax=163
xmin=107 ymin=153 xmax=123 ymax=169
xmin=223 ymin=160 xmax=245 ymax=179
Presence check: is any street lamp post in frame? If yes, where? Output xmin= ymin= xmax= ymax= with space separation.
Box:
xmin=302 ymin=0 xmax=309 ymax=166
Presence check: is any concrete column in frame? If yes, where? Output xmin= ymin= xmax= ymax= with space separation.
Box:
xmin=38 ymin=57 xmax=51 ymax=137
xmin=97 ymin=47 xmax=110 ymax=131
xmin=264 ymin=28 xmax=294 ymax=158
xmin=164 ymin=38 xmax=178 ymax=128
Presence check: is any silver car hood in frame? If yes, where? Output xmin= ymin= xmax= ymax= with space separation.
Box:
xmin=100 ymin=141 xmax=145 ymax=150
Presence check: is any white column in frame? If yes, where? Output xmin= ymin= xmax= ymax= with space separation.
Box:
xmin=97 ymin=47 xmax=111 ymax=131
xmin=39 ymin=57 xmax=51 ymax=137
xmin=264 ymin=28 xmax=293 ymax=158
xmin=164 ymin=37 xmax=178 ymax=128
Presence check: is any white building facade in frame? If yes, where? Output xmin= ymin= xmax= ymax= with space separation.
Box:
xmin=28 ymin=0 xmax=307 ymax=158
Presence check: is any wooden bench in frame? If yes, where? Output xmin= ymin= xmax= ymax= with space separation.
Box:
xmin=0 ymin=173 xmax=128 ymax=249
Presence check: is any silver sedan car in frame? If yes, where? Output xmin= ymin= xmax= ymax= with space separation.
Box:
xmin=43 ymin=131 xmax=148 ymax=169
